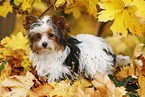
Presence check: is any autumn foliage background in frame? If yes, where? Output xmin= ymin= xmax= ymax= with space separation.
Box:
xmin=0 ymin=0 xmax=145 ymax=97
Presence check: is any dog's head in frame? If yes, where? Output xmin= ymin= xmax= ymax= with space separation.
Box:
xmin=23 ymin=15 xmax=70 ymax=54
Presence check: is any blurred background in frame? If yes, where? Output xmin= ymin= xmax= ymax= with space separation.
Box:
xmin=0 ymin=0 xmax=145 ymax=57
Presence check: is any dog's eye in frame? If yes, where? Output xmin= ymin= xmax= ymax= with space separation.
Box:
xmin=37 ymin=34 xmax=41 ymax=39
xmin=49 ymin=33 xmax=54 ymax=37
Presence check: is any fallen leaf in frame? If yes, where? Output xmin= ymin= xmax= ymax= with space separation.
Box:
xmin=92 ymin=71 xmax=126 ymax=97
xmin=1 ymin=31 xmax=30 ymax=52
xmin=33 ymin=84 xmax=54 ymax=96
xmin=137 ymin=74 xmax=145 ymax=97
xmin=73 ymin=77 xmax=92 ymax=88
xmin=49 ymin=80 xmax=80 ymax=97
xmin=1 ymin=72 xmax=36 ymax=96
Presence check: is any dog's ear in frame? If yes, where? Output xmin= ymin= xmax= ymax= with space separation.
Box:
xmin=52 ymin=15 xmax=70 ymax=36
xmin=23 ymin=15 xmax=38 ymax=31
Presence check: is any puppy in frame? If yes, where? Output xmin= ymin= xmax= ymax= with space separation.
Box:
xmin=24 ymin=15 xmax=130 ymax=83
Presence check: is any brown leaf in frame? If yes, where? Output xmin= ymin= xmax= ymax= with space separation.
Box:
xmin=137 ymin=55 xmax=145 ymax=76
xmin=33 ymin=84 xmax=54 ymax=96
xmin=8 ymin=56 xmax=24 ymax=75
xmin=92 ymin=71 xmax=126 ymax=97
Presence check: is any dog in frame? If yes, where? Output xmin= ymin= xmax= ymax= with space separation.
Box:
xmin=24 ymin=15 xmax=130 ymax=83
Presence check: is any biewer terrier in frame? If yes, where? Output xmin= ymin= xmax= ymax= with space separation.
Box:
xmin=23 ymin=15 xmax=130 ymax=83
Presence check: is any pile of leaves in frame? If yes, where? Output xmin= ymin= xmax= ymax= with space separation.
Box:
xmin=0 ymin=0 xmax=145 ymax=96
xmin=0 ymin=31 xmax=144 ymax=97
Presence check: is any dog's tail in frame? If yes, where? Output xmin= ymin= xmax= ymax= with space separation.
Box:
xmin=115 ymin=55 xmax=131 ymax=67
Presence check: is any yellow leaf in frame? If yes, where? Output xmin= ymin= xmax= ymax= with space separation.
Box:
xmin=115 ymin=86 xmax=127 ymax=96
xmin=21 ymin=59 xmax=32 ymax=73
xmin=137 ymin=74 xmax=145 ymax=97
xmin=55 ymin=0 xmax=74 ymax=7
xmin=1 ymin=31 xmax=30 ymax=52
xmin=131 ymin=1 xmax=145 ymax=24
xmin=124 ymin=6 xmax=145 ymax=37
xmin=65 ymin=6 xmax=81 ymax=19
xmin=55 ymin=0 xmax=65 ymax=7
xmin=14 ymin=0 xmax=23 ymax=5
xmin=98 ymin=0 xmax=124 ymax=22
xmin=49 ymin=80 xmax=80 ymax=97
xmin=0 ymin=0 xmax=12 ymax=17
xmin=123 ymin=0 xmax=132 ymax=5
xmin=87 ymin=0 xmax=99 ymax=19
xmin=33 ymin=0 xmax=41 ymax=6
xmin=115 ymin=64 xmax=134 ymax=80
xmin=110 ymin=11 xmax=128 ymax=37
xmin=0 ymin=48 xmax=12 ymax=58
xmin=98 ymin=0 xmax=145 ymax=37
xmin=21 ymin=0 xmax=31 ymax=11
xmin=73 ymin=77 xmax=92 ymax=88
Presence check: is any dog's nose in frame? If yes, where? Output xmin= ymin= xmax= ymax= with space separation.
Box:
xmin=42 ymin=42 xmax=47 ymax=48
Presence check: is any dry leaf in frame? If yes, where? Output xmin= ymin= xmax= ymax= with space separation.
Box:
xmin=33 ymin=84 xmax=54 ymax=96
xmin=137 ymin=74 xmax=145 ymax=97
xmin=92 ymin=71 xmax=126 ymax=97
xmin=1 ymin=72 xmax=36 ymax=96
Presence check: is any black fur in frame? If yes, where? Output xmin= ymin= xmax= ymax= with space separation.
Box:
xmin=53 ymin=24 xmax=81 ymax=74
xmin=65 ymin=36 xmax=81 ymax=73
xmin=52 ymin=24 xmax=67 ymax=46
xmin=103 ymin=49 xmax=116 ymax=66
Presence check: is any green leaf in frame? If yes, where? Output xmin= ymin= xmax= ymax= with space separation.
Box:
xmin=0 ymin=59 xmax=8 ymax=75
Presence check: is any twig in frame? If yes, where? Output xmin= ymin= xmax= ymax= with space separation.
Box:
xmin=39 ymin=0 xmax=57 ymax=18
xmin=97 ymin=22 xmax=107 ymax=37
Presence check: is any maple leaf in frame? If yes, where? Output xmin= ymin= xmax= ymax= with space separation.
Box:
xmin=65 ymin=6 xmax=81 ymax=19
xmin=131 ymin=0 xmax=145 ymax=24
xmin=133 ymin=43 xmax=145 ymax=76
xmin=92 ymin=71 xmax=127 ymax=96
xmin=1 ymin=72 xmax=35 ymax=96
xmin=49 ymin=80 xmax=80 ymax=97
xmin=1 ymin=31 xmax=30 ymax=53
xmin=0 ymin=48 xmax=13 ymax=58
xmin=87 ymin=0 xmax=99 ymax=19
xmin=0 ymin=0 xmax=12 ymax=17
xmin=73 ymin=77 xmax=92 ymax=88
xmin=55 ymin=0 xmax=99 ymax=19
xmin=98 ymin=0 xmax=145 ymax=37
xmin=137 ymin=74 xmax=145 ymax=97
xmin=14 ymin=0 xmax=23 ymax=5
xmin=21 ymin=0 xmax=31 ymax=11
xmin=56 ymin=0 xmax=73 ymax=7
xmin=32 ymin=84 xmax=54 ymax=96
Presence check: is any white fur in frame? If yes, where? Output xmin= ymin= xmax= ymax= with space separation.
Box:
xmin=29 ymin=16 xmax=52 ymax=35
xmin=76 ymin=34 xmax=115 ymax=78
xmin=30 ymin=46 xmax=71 ymax=83
xmin=30 ymin=34 xmax=131 ymax=83
xmin=37 ymin=33 xmax=56 ymax=52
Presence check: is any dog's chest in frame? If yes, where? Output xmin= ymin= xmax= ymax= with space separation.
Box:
xmin=30 ymin=48 xmax=71 ymax=83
